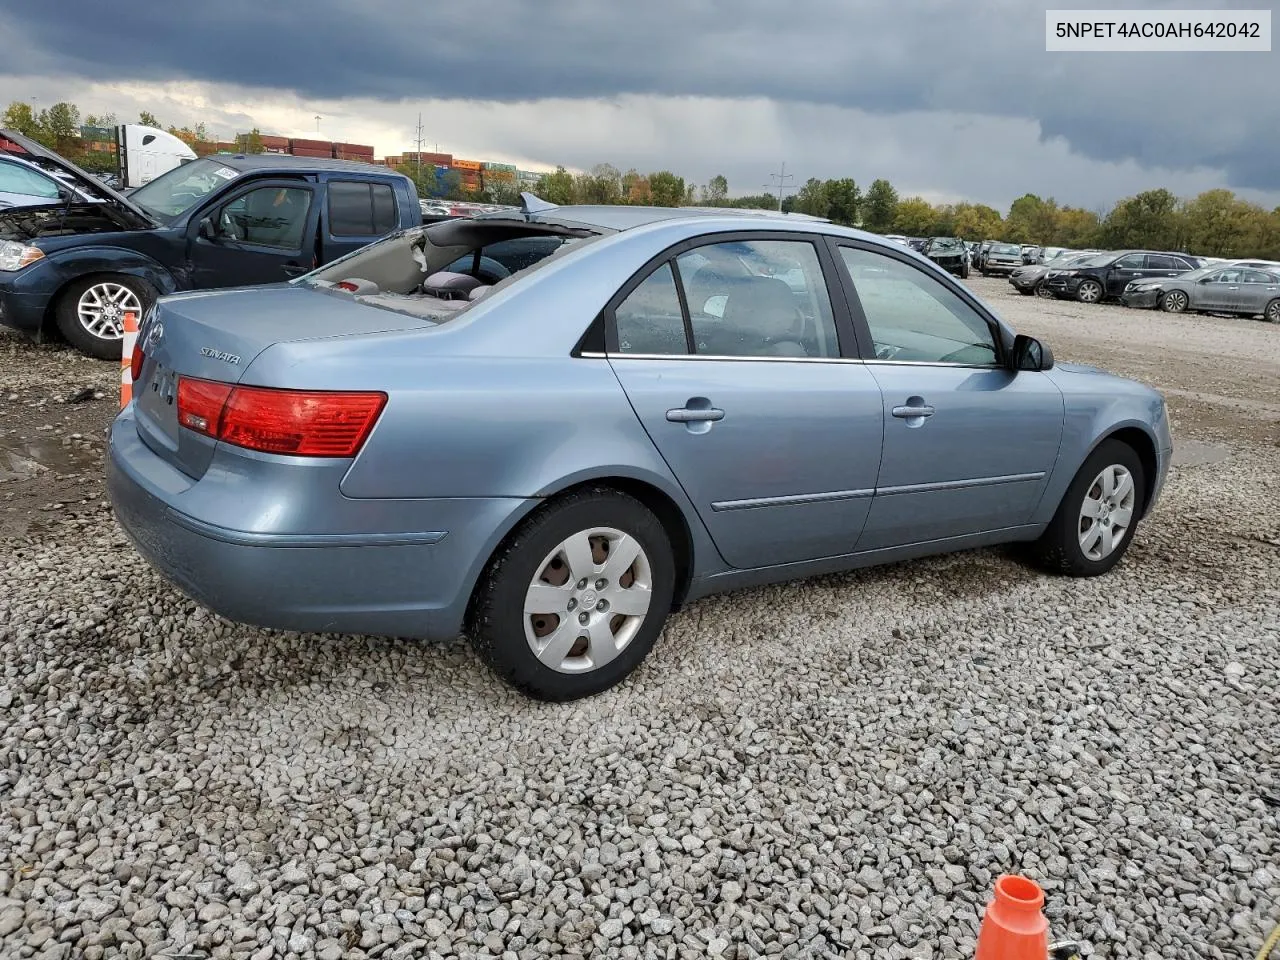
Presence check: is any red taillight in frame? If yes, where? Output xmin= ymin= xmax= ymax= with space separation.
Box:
xmin=176 ymin=377 xmax=386 ymax=457
xmin=177 ymin=378 xmax=233 ymax=437
xmin=129 ymin=340 xmax=146 ymax=383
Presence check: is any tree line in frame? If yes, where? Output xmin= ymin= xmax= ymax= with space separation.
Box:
xmin=4 ymin=100 xmax=1278 ymax=258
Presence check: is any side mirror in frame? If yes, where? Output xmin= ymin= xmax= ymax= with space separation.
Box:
xmin=198 ymin=217 xmax=218 ymax=241
xmin=1011 ymin=333 xmax=1053 ymax=372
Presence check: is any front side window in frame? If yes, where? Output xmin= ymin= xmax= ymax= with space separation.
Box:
xmin=218 ymin=186 xmax=312 ymax=250
xmin=613 ymin=262 xmax=688 ymax=355
xmin=1208 ymin=269 xmax=1242 ymax=284
xmin=677 ymin=239 xmax=838 ymax=358
xmin=328 ymin=180 xmax=398 ymax=236
xmin=840 ymin=246 xmax=998 ymax=366
xmin=0 ymin=161 xmax=61 ymax=200
xmin=1114 ymin=254 xmax=1145 ymax=268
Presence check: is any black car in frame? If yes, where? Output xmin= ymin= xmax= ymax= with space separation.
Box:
xmin=922 ymin=236 xmax=969 ymax=278
xmin=1041 ymin=250 xmax=1202 ymax=304
xmin=0 ymin=129 xmax=421 ymax=358
xmin=907 ymin=237 xmax=928 ymax=252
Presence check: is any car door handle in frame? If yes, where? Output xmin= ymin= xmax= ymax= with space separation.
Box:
xmin=892 ymin=404 xmax=935 ymax=419
xmin=281 ymin=263 xmax=308 ymax=277
xmin=667 ymin=406 xmax=725 ymax=423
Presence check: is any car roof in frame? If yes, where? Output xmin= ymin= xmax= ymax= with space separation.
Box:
xmin=206 ymin=154 xmax=401 ymax=177
xmin=478 ymin=201 xmax=830 ymax=234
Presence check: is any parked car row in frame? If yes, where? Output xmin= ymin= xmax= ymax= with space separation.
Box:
xmin=1007 ymin=245 xmax=1280 ymax=322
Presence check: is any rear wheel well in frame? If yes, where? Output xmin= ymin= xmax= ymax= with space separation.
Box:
xmin=1101 ymin=427 xmax=1158 ymax=518
xmin=475 ymin=477 xmax=695 ymax=617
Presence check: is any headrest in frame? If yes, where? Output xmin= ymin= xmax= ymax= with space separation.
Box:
xmin=423 ymin=270 xmax=485 ymax=300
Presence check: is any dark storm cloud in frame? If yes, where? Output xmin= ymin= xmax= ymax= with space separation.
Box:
xmin=3 ymin=0 xmax=1277 ymax=189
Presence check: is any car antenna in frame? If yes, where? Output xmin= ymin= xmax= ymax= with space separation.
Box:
xmin=519 ymin=192 xmax=558 ymax=221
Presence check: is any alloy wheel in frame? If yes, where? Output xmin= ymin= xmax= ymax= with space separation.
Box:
xmin=1162 ymin=290 xmax=1188 ymax=313
xmin=77 ymin=282 xmax=141 ymax=340
xmin=523 ymin=527 xmax=653 ymax=674
xmin=1267 ymin=299 xmax=1280 ymax=323
xmin=1077 ymin=281 xmax=1102 ymax=304
xmin=1078 ymin=464 xmax=1136 ymax=561
xmin=1035 ymin=282 xmax=1054 ymax=299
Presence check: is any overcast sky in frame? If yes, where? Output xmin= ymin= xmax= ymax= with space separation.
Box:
xmin=1 ymin=0 xmax=1277 ymax=211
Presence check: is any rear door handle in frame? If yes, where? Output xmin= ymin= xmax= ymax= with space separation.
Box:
xmin=892 ymin=404 xmax=935 ymax=419
xmin=667 ymin=407 xmax=725 ymax=423
xmin=281 ymin=263 xmax=308 ymax=277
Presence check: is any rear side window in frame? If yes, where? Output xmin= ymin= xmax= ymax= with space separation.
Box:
xmin=329 ymin=180 xmax=398 ymax=236
xmin=614 ymin=263 xmax=688 ymax=355
xmin=1147 ymin=255 xmax=1184 ymax=270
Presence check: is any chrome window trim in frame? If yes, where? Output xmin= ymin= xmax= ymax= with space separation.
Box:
xmin=585 ymin=351 xmax=1002 ymax=371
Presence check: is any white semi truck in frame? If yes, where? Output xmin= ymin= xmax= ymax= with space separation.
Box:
xmin=115 ymin=124 xmax=196 ymax=189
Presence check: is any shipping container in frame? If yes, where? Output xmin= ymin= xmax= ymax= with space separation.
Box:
xmin=259 ymin=134 xmax=289 ymax=150
xmin=289 ymin=137 xmax=331 ymax=151
xmin=452 ymin=158 xmax=482 ymax=171
xmin=483 ymin=161 xmax=517 ymax=172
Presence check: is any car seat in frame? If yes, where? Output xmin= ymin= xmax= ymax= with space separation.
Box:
xmin=716 ymin=276 xmax=807 ymax=356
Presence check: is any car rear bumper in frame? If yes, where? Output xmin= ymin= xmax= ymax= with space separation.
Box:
xmin=107 ymin=405 xmax=534 ymax=641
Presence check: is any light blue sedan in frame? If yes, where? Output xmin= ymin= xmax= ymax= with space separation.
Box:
xmin=108 ymin=197 xmax=1173 ymax=701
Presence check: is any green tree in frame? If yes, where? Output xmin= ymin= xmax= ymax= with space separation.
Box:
xmin=647 ymin=171 xmax=686 ymax=207
xmin=1003 ymin=193 xmax=1062 ymax=244
xmin=39 ymin=102 xmax=81 ymax=151
xmin=574 ymin=163 xmax=623 ymax=204
xmin=534 ymin=165 xmax=576 ymax=205
xmin=729 ymin=193 xmax=781 ymax=210
xmin=700 ymin=174 xmax=728 ymax=205
xmin=861 ymin=178 xmax=899 ymax=233
xmin=824 ymin=178 xmax=861 ymax=226
xmin=1099 ymin=188 xmax=1182 ymax=250
xmin=1181 ymin=189 xmax=1263 ymax=257
xmin=2 ymin=101 xmax=42 ymax=138
xmin=138 ymin=111 xmax=160 ymax=127
xmin=1056 ymin=206 xmax=1101 ymax=248
xmin=792 ymin=178 xmax=830 ymax=218
xmin=951 ymin=202 xmax=1004 ymax=240
xmin=892 ymin=196 xmax=936 ymax=236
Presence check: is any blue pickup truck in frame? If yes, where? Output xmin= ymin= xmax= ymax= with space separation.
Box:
xmin=0 ymin=129 xmax=421 ymax=358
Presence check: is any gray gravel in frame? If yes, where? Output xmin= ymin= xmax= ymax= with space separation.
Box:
xmin=2 ymin=286 xmax=1278 ymax=960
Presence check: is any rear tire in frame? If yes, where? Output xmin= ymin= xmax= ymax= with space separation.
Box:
xmin=54 ymin=274 xmax=156 ymax=360
xmin=1030 ymin=439 xmax=1145 ymax=577
xmin=1265 ymin=298 xmax=1280 ymax=323
xmin=469 ymin=487 xmax=675 ymax=701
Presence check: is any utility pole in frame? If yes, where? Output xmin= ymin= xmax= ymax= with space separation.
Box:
xmin=764 ymin=161 xmax=796 ymax=211
xmin=412 ymin=112 xmax=427 ymax=185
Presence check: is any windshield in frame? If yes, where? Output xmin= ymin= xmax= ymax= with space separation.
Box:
xmin=1074 ymin=253 xmax=1115 ymax=268
xmin=930 ymin=238 xmax=963 ymax=251
xmin=127 ymin=158 xmax=241 ymax=220
xmin=991 ymin=243 xmax=1020 ymax=255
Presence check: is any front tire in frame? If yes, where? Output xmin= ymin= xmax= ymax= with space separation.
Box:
xmin=1030 ymin=439 xmax=1145 ymax=577
xmin=1160 ymin=290 xmax=1188 ymax=313
xmin=54 ymin=275 xmax=156 ymax=360
xmin=469 ymin=488 xmax=676 ymax=701
xmin=1035 ymin=281 xmax=1054 ymax=299
xmin=1075 ymin=279 xmax=1103 ymax=304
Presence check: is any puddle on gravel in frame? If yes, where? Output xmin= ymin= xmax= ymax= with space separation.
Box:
xmin=0 ymin=437 xmax=97 ymax=482
xmin=1171 ymin=439 xmax=1232 ymax=468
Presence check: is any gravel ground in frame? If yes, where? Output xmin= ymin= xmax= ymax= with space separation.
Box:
xmin=1 ymin=281 xmax=1278 ymax=960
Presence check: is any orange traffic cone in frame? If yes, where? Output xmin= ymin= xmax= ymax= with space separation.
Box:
xmin=120 ymin=310 xmax=139 ymax=409
xmin=975 ymin=874 xmax=1049 ymax=959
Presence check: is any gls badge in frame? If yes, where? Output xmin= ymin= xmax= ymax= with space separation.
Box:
xmin=200 ymin=347 xmax=241 ymax=365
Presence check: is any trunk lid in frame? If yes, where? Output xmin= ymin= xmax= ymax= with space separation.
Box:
xmin=133 ymin=284 xmax=437 ymax=479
